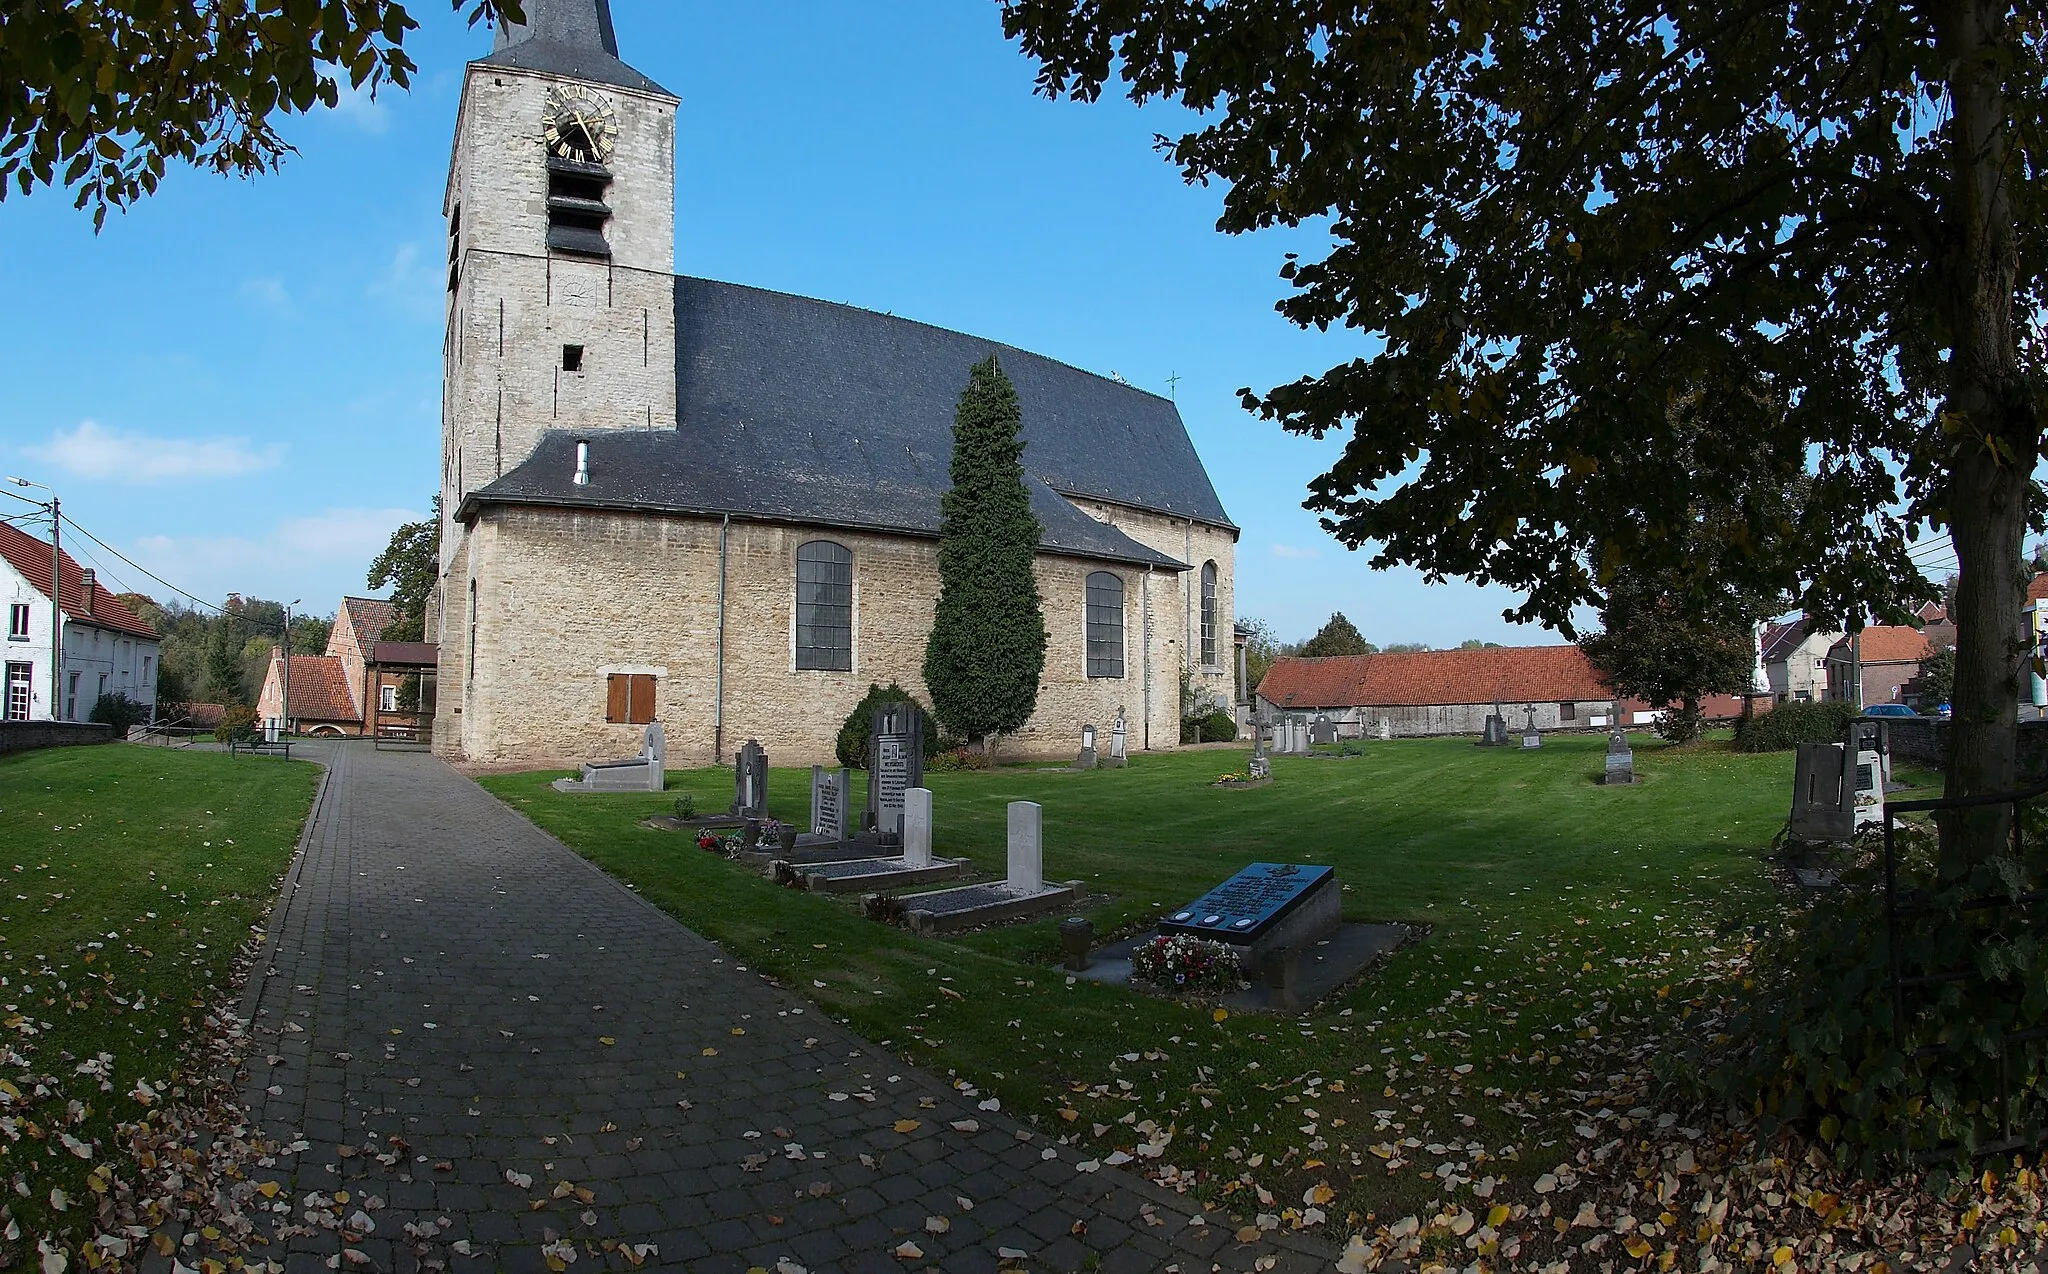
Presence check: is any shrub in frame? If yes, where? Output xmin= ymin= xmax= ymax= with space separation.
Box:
xmin=1200 ymin=710 xmax=1238 ymax=742
xmin=673 ymin=793 xmax=697 ymax=820
xmin=89 ymin=692 xmax=146 ymax=734
xmin=926 ymin=747 xmax=990 ymax=772
xmin=1130 ymin=934 xmax=1244 ymax=995
xmin=1733 ymin=699 xmax=1855 ymax=752
xmin=835 ymin=683 xmax=942 ymax=769
xmin=1690 ymin=817 xmax=2048 ymax=1179
xmin=214 ymin=705 xmax=258 ymax=744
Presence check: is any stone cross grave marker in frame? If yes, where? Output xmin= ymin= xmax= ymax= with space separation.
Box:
xmin=731 ymin=739 xmax=768 ymax=816
xmin=1075 ymin=723 xmax=1098 ymax=770
xmin=866 ymin=702 xmax=924 ymax=844
xmin=1601 ymin=725 xmax=1635 ymax=785
xmin=1520 ymin=706 xmax=1542 ymax=749
xmin=810 ymin=765 xmax=850 ymax=841
xmin=903 ymin=787 xmax=934 ymax=869
xmin=1007 ymin=800 xmax=1044 ymax=894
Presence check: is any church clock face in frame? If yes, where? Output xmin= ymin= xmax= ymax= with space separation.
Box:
xmin=541 ymin=86 xmax=616 ymax=165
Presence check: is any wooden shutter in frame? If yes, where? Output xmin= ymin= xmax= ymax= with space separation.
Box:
xmin=605 ymin=674 xmax=628 ymax=723
xmin=628 ymin=674 xmax=657 ymax=724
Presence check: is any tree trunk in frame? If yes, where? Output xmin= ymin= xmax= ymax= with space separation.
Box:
xmin=1934 ymin=0 xmax=2037 ymax=878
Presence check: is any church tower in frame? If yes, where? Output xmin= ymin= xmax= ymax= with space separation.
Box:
xmin=436 ymin=0 xmax=679 ymax=614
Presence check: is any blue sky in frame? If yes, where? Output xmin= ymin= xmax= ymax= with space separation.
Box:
xmin=0 ymin=1 xmax=1572 ymax=646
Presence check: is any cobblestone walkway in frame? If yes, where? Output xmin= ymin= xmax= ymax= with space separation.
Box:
xmin=242 ymin=743 xmax=1333 ymax=1274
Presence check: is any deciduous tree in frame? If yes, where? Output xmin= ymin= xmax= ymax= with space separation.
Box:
xmin=923 ymin=357 xmax=1049 ymax=749
xmin=368 ymin=497 xmax=440 ymax=643
xmin=1296 ymin=612 xmax=1372 ymax=658
xmin=1003 ymin=0 xmax=2047 ymax=869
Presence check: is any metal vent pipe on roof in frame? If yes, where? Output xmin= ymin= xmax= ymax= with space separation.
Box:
xmin=573 ymin=440 xmax=590 ymax=486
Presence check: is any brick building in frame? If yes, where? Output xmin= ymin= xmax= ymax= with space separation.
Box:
xmin=431 ymin=2 xmax=1237 ymax=767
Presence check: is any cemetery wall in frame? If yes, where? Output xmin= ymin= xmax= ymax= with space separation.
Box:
xmin=1885 ymin=717 xmax=2048 ymax=780
xmin=0 ymin=721 xmax=115 ymax=755
xmin=440 ymin=504 xmax=1199 ymax=766
xmin=1265 ymin=700 xmax=1617 ymax=738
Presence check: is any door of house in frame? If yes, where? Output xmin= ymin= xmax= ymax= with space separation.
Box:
xmin=4 ymin=663 xmax=31 ymax=721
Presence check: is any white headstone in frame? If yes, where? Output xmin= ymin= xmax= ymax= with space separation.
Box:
xmin=1108 ymin=714 xmax=1128 ymax=761
xmin=903 ymin=787 xmax=934 ymax=868
xmin=1007 ymin=800 xmax=1043 ymax=894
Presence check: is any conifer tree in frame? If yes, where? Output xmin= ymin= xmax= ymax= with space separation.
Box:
xmin=923 ymin=356 xmax=1048 ymax=749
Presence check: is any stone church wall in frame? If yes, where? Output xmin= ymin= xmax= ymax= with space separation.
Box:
xmin=1062 ymin=496 xmax=1239 ymax=712
xmin=439 ymin=503 xmax=1209 ymax=768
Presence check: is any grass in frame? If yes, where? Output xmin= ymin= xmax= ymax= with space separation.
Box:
xmin=0 ymin=744 xmax=318 ymax=1269
xmin=482 ymin=729 xmax=1830 ymax=1232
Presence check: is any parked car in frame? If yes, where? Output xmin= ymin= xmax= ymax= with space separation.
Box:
xmin=1862 ymin=703 xmax=1920 ymax=718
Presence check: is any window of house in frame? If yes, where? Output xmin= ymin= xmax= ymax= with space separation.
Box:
xmin=1086 ymin=572 xmax=1126 ymax=678
xmin=604 ymin=673 xmax=656 ymax=725
xmin=1199 ymin=561 xmax=1218 ymax=667
xmin=380 ymin=684 xmax=399 ymax=713
xmin=795 ymin=540 xmax=853 ymax=672
xmin=142 ymin=655 xmax=153 ymax=691
xmin=3 ymin=663 xmax=29 ymax=721
xmin=6 ymin=604 xmax=26 ymax=641
xmin=1559 ymin=701 xmax=1575 ymax=721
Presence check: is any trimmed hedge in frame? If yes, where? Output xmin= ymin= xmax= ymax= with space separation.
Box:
xmin=1199 ymin=710 xmax=1238 ymax=742
xmin=1733 ymin=700 xmax=1855 ymax=752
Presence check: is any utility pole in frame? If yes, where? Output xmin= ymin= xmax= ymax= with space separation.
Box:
xmin=282 ymin=601 xmax=294 ymax=735
xmin=1850 ymin=628 xmax=1864 ymax=713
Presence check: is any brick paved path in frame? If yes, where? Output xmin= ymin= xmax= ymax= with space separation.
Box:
xmin=241 ymin=743 xmax=1333 ymax=1274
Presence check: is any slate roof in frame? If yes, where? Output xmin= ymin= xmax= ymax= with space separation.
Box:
xmin=477 ymin=0 xmax=671 ymax=97
xmin=1257 ymin=646 xmax=1613 ymax=709
xmin=464 ymin=277 xmax=1235 ymax=571
xmin=0 ymin=522 xmax=159 ymax=640
xmin=282 ymin=656 xmax=358 ymax=723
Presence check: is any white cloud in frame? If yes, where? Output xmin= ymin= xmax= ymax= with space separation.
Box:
xmin=368 ymin=241 xmax=441 ymax=318
xmin=330 ymin=76 xmax=393 ymax=134
xmin=25 ymin=421 xmax=285 ymax=485
xmin=129 ymin=507 xmax=422 ymax=609
xmin=1270 ymin=543 xmax=1321 ymax=560
xmin=239 ymin=275 xmax=292 ymax=312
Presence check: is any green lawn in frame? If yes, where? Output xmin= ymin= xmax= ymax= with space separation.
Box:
xmin=0 ymin=744 xmax=318 ymax=1271
xmin=484 ymin=731 xmax=1820 ymax=1231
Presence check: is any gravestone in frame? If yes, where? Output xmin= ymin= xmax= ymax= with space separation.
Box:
xmin=1246 ymin=753 xmax=1271 ymax=780
xmin=1105 ymin=709 xmax=1128 ymax=768
xmin=903 ymin=787 xmax=934 ymax=869
xmin=730 ymin=739 xmax=768 ymax=816
xmin=865 ymin=703 xmax=925 ymax=845
xmin=1008 ymin=800 xmax=1044 ymax=893
xmin=1601 ymin=726 xmax=1635 ymax=785
xmin=1788 ymin=742 xmax=1856 ymax=842
xmin=896 ymin=799 xmax=1073 ymax=933
xmin=1160 ymin=863 xmax=1342 ymax=1005
xmin=1375 ymin=717 xmax=1392 ymax=741
xmin=1310 ymin=716 xmax=1338 ymax=747
xmin=1074 ymin=723 xmax=1098 ymax=771
xmin=810 ymin=765 xmax=850 ymax=841
xmin=1520 ymin=706 xmax=1542 ymax=749
xmin=553 ymin=719 xmax=666 ymax=793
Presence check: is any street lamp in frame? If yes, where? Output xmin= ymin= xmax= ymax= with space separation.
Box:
xmin=284 ymin=598 xmax=300 ymax=735
xmin=4 ymin=476 xmax=60 ymax=722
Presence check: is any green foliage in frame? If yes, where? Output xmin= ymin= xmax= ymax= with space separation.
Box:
xmin=1583 ymin=568 xmax=1761 ymax=744
xmin=368 ymin=496 xmax=441 ymax=644
xmin=202 ymin=615 xmax=245 ymax=706
xmin=87 ymin=692 xmax=145 ymax=734
xmin=925 ymin=747 xmax=991 ymax=773
xmin=673 ymin=793 xmax=696 ymax=820
xmin=923 ymin=357 xmax=1048 ymax=745
xmin=1693 ymin=819 xmax=2048 ymax=1175
xmin=1917 ymin=648 xmax=1956 ymax=708
xmin=1297 ymin=612 xmax=1372 ymax=658
xmin=292 ymin=612 xmax=332 ymax=655
xmin=1733 ymin=700 xmax=1856 ymax=753
xmin=834 ymin=683 xmax=941 ymax=770
xmin=152 ymin=664 xmax=189 ymax=718
xmin=1237 ymin=615 xmax=1281 ymax=699
xmin=1199 ymin=709 xmax=1237 ymax=743
xmin=1 ymin=2 xmax=518 ymax=229
xmin=214 ymin=704 xmax=258 ymax=743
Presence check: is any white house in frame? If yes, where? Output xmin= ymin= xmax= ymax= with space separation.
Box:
xmin=0 ymin=522 xmax=160 ymax=723
xmin=1762 ymin=619 xmax=1841 ymax=703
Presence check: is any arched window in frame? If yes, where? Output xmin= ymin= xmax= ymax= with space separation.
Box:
xmin=1200 ymin=561 xmax=1218 ymax=667
xmin=795 ymin=540 xmax=854 ymax=671
xmin=1086 ymin=572 xmax=1125 ymax=679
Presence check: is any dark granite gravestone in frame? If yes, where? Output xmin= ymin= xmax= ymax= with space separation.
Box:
xmin=1162 ymin=861 xmax=1339 ymax=960
xmin=1601 ymin=726 xmax=1635 ymax=785
xmin=1478 ymin=701 xmax=1510 ymax=746
xmin=731 ymin=739 xmax=768 ymax=817
xmin=1310 ymin=716 xmax=1338 ymax=747
xmin=865 ymin=703 xmax=925 ymax=846
xmin=1074 ymin=723 xmax=1098 ymax=770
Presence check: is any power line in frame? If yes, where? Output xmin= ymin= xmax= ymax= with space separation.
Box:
xmin=57 ymin=515 xmax=224 ymax=615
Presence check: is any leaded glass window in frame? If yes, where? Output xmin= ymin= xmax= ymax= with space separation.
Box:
xmin=796 ymin=541 xmax=853 ymax=671
xmin=1086 ymin=572 xmax=1125 ymax=679
xmin=1200 ymin=561 xmax=1218 ymax=666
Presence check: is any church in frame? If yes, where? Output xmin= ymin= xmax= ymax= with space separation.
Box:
xmin=432 ymin=2 xmax=1239 ymax=767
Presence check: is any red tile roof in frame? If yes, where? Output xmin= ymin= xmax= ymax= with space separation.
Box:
xmin=369 ymin=640 xmax=438 ymax=667
xmin=1257 ymin=645 xmax=1613 ymax=709
xmin=2031 ymin=573 xmax=2048 ymax=603
xmin=0 ymin=522 xmax=159 ymax=640
xmin=340 ymin=596 xmax=397 ymax=648
xmin=1845 ymin=625 xmax=1933 ymax=665
xmin=280 ymin=656 xmax=358 ymax=723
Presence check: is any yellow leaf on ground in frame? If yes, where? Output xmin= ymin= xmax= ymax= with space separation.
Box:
xmin=1212 ymin=1008 xmax=1229 ymax=1023
xmin=599 ymin=1037 xmax=615 ymax=1046
xmin=893 ymin=1119 xmax=921 ymax=1134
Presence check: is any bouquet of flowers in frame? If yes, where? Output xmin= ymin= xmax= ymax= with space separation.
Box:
xmin=1129 ymin=934 xmax=1243 ymax=995
xmin=1214 ymin=770 xmax=1250 ymax=785
xmin=696 ymin=832 xmax=722 ymax=852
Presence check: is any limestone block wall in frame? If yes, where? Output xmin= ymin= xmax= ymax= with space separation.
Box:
xmin=438 ymin=506 xmax=1196 ymax=767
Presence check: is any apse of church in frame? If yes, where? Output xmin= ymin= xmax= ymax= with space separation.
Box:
xmin=433 ymin=1 xmax=1238 ymax=767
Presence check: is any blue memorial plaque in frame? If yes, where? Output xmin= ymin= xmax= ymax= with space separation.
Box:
xmin=1160 ymin=863 xmax=1335 ymax=944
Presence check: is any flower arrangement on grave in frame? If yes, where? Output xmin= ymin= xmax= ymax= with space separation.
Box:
xmin=1129 ymin=934 xmax=1243 ymax=995
xmin=696 ymin=832 xmax=721 ymax=852
xmin=1214 ymin=770 xmax=1250 ymax=785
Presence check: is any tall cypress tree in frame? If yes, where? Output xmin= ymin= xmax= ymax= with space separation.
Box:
xmin=924 ymin=356 xmax=1048 ymax=749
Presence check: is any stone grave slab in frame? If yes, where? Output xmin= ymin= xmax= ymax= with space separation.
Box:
xmin=553 ymin=720 xmax=666 ymax=793
xmin=1160 ymin=862 xmax=1341 ymax=976
xmin=1073 ymin=923 xmax=1411 ymax=1014
xmin=782 ymin=788 xmax=967 ymax=890
xmin=1600 ymin=727 xmax=1636 ymax=785
xmin=898 ymin=800 xmax=1073 ymax=933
